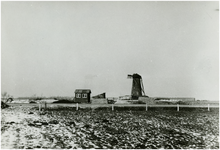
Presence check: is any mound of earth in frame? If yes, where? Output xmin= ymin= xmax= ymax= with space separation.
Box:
xmin=11 ymin=99 xmax=29 ymax=103
xmin=115 ymin=99 xmax=131 ymax=104
xmin=138 ymin=97 xmax=155 ymax=105
xmin=40 ymin=99 xmax=57 ymax=103
xmin=91 ymin=98 xmax=108 ymax=104
xmin=53 ymin=100 xmax=75 ymax=103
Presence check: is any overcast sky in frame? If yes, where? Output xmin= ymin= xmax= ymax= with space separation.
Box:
xmin=1 ymin=1 xmax=219 ymax=100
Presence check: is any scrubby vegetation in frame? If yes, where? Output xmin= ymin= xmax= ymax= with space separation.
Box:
xmin=1 ymin=101 xmax=9 ymax=109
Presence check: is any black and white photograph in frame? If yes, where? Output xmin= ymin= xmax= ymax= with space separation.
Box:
xmin=1 ymin=1 xmax=219 ymax=149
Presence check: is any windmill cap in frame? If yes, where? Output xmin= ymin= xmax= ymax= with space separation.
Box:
xmin=132 ymin=73 xmax=142 ymax=78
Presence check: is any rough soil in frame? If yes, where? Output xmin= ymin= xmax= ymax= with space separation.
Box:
xmin=1 ymin=106 xmax=219 ymax=149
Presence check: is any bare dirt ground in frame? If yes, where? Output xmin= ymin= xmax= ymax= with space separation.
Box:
xmin=1 ymin=107 xmax=42 ymax=149
xmin=1 ymin=106 xmax=219 ymax=149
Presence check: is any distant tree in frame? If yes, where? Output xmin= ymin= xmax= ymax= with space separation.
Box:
xmin=1 ymin=92 xmax=13 ymax=103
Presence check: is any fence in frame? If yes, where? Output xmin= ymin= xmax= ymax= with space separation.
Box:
xmin=8 ymin=103 xmax=219 ymax=112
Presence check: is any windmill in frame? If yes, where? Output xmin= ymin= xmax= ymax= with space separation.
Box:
xmin=127 ymin=73 xmax=146 ymax=100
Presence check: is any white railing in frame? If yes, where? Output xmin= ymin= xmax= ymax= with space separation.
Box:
xmin=7 ymin=103 xmax=219 ymax=112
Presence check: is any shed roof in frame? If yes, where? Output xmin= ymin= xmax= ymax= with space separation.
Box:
xmin=75 ymin=89 xmax=91 ymax=93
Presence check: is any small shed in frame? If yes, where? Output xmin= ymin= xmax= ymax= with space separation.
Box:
xmin=92 ymin=93 xmax=106 ymax=99
xmin=75 ymin=89 xmax=91 ymax=103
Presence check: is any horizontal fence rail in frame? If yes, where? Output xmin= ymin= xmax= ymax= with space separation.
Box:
xmin=6 ymin=103 xmax=219 ymax=113
xmin=7 ymin=103 xmax=219 ymax=108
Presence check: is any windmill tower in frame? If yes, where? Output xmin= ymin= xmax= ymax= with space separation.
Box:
xmin=127 ymin=73 xmax=146 ymax=100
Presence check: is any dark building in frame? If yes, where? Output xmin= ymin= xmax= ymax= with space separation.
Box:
xmin=92 ymin=93 xmax=106 ymax=99
xmin=74 ymin=89 xmax=91 ymax=103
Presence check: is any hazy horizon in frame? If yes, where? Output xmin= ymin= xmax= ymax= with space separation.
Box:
xmin=1 ymin=1 xmax=219 ymax=100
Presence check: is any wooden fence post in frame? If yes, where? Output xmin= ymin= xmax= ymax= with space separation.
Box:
xmin=146 ymin=103 xmax=148 ymax=111
xmin=44 ymin=102 xmax=47 ymax=110
xmin=208 ymin=104 xmax=210 ymax=111
xmin=76 ymin=103 xmax=78 ymax=110
xmin=112 ymin=104 xmax=114 ymax=111
xmin=177 ymin=104 xmax=179 ymax=111
xmin=39 ymin=103 xmax=41 ymax=112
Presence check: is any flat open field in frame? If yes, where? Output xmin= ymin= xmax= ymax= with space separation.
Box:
xmin=1 ymin=106 xmax=219 ymax=149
